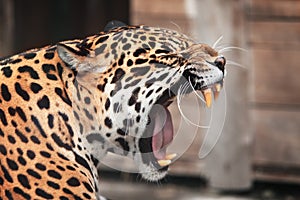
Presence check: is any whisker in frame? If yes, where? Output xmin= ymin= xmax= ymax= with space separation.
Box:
xmin=199 ymin=86 xmax=227 ymax=159
xmin=214 ymin=44 xmax=228 ymax=52
xmin=136 ymin=173 xmax=143 ymax=183
xmin=226 ymin=60 xmax=248 ymax=70
xmin=218 ymin=46 xmax=247 ymax=53
xmin=212 ymin=35 xmax=224 ymax=49
xmin=168 ymin=88 xmax=172 ymax=97
xmin=188 ymin=77 xmax=206 ymax=104
xmin=177 ymin=96 xmax=210 ymax=129
xmin=116 ymin=103 xmax=121 ymax=113
xmin=177 ymin=82 xmax=209 ymax=129
xmin=125 ymin=118 xmax=130 ymax=137
xmin=156 ymin=179 xmax=162 ymax=187
xmin=170 ymin=21 xmax=182 ymax=32
xmin=179 ymin=82 xmax=189 ymax=102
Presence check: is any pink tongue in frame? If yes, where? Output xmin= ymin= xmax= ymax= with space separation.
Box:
xmin=152 ymin=107 xmax=174 ymax=160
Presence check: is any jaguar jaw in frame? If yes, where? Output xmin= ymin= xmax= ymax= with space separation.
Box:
xmin=154 ymin=82 xmax=223 ymax=167
xmin=139 ymin=81 xmax=223 ymax=172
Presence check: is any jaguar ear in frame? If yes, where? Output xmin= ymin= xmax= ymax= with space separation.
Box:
xmin=57 ymin=43 xmax=93 ymax=71
xmin=104 ymin=20 xmax=127 ymax=32
xmin=57 ymin=43 xmax=107 ymax=74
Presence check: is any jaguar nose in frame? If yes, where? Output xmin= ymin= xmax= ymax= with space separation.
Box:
xmin=214 ymin=56 xmax=226 ymax=73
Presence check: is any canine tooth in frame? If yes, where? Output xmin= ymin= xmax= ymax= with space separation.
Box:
xmin=165 ymin=153 xmax=177 ymax=160
xmin=215 ymin=83 xmax=222 ymax=92
xmin=213 ymin=91 xmax=220 ymax=100
xmin=213 ymin=83 xmax=222 ymax=100
xmin=158 ymin=160 xmax=171 ymax=167
xmin=202 ymin=88 xmax=212 ymax=108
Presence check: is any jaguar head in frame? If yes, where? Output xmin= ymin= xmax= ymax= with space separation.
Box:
xmin=133 ymin=43 xmax=226 ymax=181
xmin=57 ymin=24 xmax=226 ymax=181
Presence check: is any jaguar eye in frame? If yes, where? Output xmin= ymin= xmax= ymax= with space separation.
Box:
xmin=214 ymin=56 xmax=226 ymax=73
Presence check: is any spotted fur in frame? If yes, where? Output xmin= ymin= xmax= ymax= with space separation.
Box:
xmin=0 ymin=22 xmax=225 ymax=199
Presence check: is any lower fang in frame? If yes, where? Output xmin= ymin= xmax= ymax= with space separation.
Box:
xmin=165 ymin=153 xmax=177 ymax=160
xmin=158 ymin=160 xmax=171 ymax=167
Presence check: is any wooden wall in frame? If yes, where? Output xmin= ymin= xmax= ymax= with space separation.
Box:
xmin=130 ymin=0 xmax=253 ymax=190
xmin=131 ymin=0 xmax=191 ymax=31
xmin=247 ymin=0 xmax=300 ymax=183
xmin=131 ymin=0 xmax=300 ymax=185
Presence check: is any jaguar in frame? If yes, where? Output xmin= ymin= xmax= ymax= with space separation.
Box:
xmin=0 ymin=21 xmax=226 ymax=199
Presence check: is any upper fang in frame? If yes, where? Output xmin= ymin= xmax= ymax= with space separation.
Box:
xmin=201 ymin=88 xmax=212 ymax=108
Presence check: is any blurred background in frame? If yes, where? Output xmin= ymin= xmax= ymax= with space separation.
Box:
xmin=1 ymin=0 xmax=300 ymax=199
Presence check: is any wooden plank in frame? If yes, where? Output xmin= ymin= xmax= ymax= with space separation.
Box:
xmin=131 ymin=0 xmax=187 ymax=16
xmin=249 ymin=0 xmax=300 ymax=18
xmin=190 ymin=0 xmax=252 ymax=190
xmin=251 ymin=48 xmax=300 ymax=105
xmin=252 ymin=109 xmax=300 ymax=165
xmin=254 ymin=168 xmax=300 ymax=184
xmin=248 ymin=21 xmax=300 ymax=50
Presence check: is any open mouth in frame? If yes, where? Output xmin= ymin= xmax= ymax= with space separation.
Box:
xmin=139 ymin=81 xmax=223 ymax=169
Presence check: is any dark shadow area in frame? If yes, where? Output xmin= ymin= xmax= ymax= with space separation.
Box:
xmin=1 ymin=0 xmax=129 ymax=55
